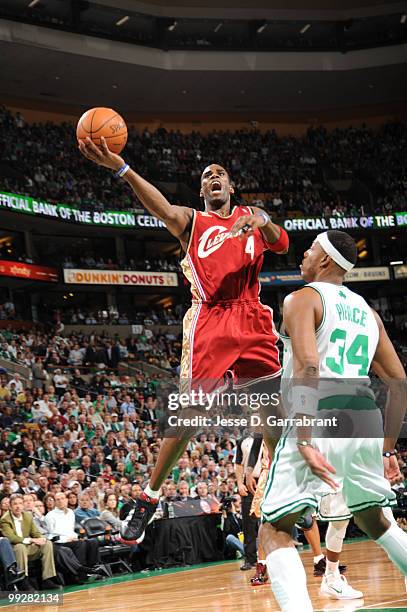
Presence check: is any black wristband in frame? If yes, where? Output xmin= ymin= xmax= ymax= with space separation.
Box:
xmin=383 ymin=450 xmax=396 ymax=458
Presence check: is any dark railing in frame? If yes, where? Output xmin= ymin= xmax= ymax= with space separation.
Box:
xmin=0 ymin=5 xmax=406 ymax=54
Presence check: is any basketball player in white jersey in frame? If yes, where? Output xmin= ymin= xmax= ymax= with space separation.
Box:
xmin=259 ymin=230 xmax=407 ymax=611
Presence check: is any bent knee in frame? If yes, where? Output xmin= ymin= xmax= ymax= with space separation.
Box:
xmin=259 ymin=521 xmax=293 ymax=555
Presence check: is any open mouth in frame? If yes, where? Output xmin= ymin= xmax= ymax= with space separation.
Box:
xmin=211 ymin=180 xmax=222 ymax=193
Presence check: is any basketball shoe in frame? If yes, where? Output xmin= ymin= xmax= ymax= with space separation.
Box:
xmin=250 ymin=562 xmax=269 ymax=586
xmin=120 ymin=492 xmax=158 ymax=542
xmin=320 ymin=574 xmax=363 ymax=600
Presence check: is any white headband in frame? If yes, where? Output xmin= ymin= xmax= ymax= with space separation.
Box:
xmin=316 ymin=232 xmax=355 ymax=272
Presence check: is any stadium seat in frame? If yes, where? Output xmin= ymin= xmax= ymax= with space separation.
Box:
xmin=80 ymin=518 xmax=132 ymax=577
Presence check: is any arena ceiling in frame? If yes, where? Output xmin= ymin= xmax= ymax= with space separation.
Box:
xmin=0 ymin=1 xmax=406 ymax=117
xmin=2 ymin=39 xmax=406 ymax=116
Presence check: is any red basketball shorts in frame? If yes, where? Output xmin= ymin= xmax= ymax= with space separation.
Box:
xmin=180 ymin=299 xmax=281 ymax=393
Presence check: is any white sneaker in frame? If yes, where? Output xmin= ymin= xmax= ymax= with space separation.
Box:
xmin=320 ymin=574 xmax=363 ymax=600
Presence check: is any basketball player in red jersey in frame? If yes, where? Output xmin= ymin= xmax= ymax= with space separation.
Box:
xmin=79 ymin=137 xmax=289 ymax=542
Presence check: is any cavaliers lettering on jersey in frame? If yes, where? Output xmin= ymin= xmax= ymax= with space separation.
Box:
xmin=181 ymin=205 xmax=276 ymax=302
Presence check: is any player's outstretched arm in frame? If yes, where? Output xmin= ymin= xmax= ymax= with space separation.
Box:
xmin=78 ymin=137 xmax=193 ymax=243
xmin=284 ymin=289 xmax=337 ymax=489
xmin=370 ymin=310 xmax=407 ymax=462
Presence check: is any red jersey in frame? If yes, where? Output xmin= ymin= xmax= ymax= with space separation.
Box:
xmin=181 ymin=205 xmax=278 ymax=302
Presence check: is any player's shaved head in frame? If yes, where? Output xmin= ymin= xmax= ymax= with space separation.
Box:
xmin=301 ymin=230 xmax=357 ymax=283
xmin=326 ymin=230 xmax=357 ymax=267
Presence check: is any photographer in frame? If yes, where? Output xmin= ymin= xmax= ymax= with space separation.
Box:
xmin=221 ymin=495 xmax=244 ymax=560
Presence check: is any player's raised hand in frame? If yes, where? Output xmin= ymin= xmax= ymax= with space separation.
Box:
xmin=298 ymin=444 xmax=338 ymax=490
xmin=78 ymin=136 xmax=124 ymax=172
xmin=231 ymin=214 xmax=266 ymax=239
xmin=384 ymin=454 xmax=403 ymax=486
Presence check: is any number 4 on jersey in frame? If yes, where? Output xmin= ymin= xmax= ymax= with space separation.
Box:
xmin=245 ymin=235 xmax=254 ymax=260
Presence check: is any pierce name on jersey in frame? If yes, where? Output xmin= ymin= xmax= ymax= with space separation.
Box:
xmin=282 ymin=281 xmax=379 ymax=384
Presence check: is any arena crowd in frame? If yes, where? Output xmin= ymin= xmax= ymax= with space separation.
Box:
xmin=0 ymin=107 xmax=405 ymax=216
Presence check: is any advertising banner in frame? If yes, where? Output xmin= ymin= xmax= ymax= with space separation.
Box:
xmin=0 ymin=191 xmax=165 ymax=229
xmin=259 ymin=271 xmax=303 ymax=285
xmin=63 ymin=268 xmax=178 ymax=287
xmin=0 ymin=191 xmax=406 ymax=233
xmin=283 ymin=212 xmax=407 ymax=232
xmin=0 ymin=260 xmax=58 ymax=282
xmin=259 ymin=267 xmax=390 ymax=286
xmin=345 ymin=267 xmax=390 ymax=282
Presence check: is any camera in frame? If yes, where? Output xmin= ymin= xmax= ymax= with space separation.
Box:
xmin=396 ymin=489 xmax=407 ymax=509
xmin=219 ymin=496 xmax=235 ymax=512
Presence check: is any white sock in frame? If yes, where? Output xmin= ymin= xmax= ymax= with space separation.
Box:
xmin=376 ymin=523 xmax=407 ymax=576
xmin=326 ymin=559 xmax=339 ymax=577
xmin=313 ymin=554 xmax=324 ymax=564
xmin=144 ymin=484 xmax=160 ymax=500
xmin=259 ymin=559 xmax=266 ymax=564
xmin=266 ymin=547 xmax=313 ymax=612
xmin=383 ymin=506 xmax=398 ymax=528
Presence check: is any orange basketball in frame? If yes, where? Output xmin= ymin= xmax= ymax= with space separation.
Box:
xmin=77 ymin=107 xmax=127 ymax=154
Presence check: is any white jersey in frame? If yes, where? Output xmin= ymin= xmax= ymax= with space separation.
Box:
xmin=282 ymin=281 xmax=379 ymax=386
xmin=261 ymin=281 xmax=395 ymax=525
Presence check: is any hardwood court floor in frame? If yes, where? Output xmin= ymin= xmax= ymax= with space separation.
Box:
xmin=2 ymin=540 xmax=407 ymax=612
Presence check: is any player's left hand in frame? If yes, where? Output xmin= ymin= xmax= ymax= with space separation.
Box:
xmin=231 ymin=214 xmax=265 ymax=239
xmin=298 ymin=445 xmax=338 ymax=490
xmin=78 ymin=136 xmax=124 ymax=172
xmin=384 ymin=454 xmax=403 ymax=486
xmin=246 ymin=471 xmax=257 ymax=495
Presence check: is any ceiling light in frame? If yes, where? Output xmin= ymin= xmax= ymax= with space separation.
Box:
xmin=28 ymin=0 xmax=40 ymax=7
xmin=300 ymin=24 xmax=311 ymax=34
xmin=390 ymin=260 xmax=403 ymax=265
xmin=116 ymin=16 xmax=130 ymax=26
xmin=401 ymin=14 xmax=407 ymax=24
xmin=257 ymin=22 xmax=268 ymax=34
xmin=167 ymin=21 xmax=178 ymax=31
xmin=214 ymin=22 xmax=223 ymax=33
